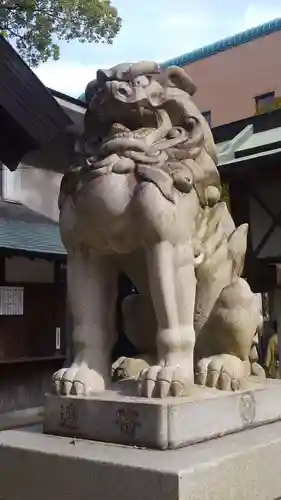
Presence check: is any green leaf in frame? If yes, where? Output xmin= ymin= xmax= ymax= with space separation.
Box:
xmin=0 ymin=0 xmax=121 ymax=66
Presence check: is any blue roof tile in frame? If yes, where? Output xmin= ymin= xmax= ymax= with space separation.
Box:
xmin=0 ymin=202 xmax=65 ymax=255
xmin=161 ymin=18 xmax=281 ymax=68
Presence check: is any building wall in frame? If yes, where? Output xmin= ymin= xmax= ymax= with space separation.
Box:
xmin=0 ymin=360 xmax=63 ymax=413
xmin=0 ymin=99 xmax=84 ymax=414
xmin=0 ymin=254 xmax=66 ymax=413
xmin=0 ymin=133 xmax=68 ymax=413
xmin=2 ymin=111 xmax=82 ymax=222
xmin=183 ymin=31 xmax=281 ymax=127
xmin=5 ymin=257 xmax=55 ymax=284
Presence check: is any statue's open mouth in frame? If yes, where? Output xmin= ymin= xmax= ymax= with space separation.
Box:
xmin=106 ymin=107 xmax=161 ymax=141
xmin=99 ymin=103 xmax=161 ymax=141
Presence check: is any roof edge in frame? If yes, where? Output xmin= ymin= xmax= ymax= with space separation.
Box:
xmin=49 ymin=88 xmax=87 ymax=108
xmin=161 ymin=18 xmax=281 ymax=68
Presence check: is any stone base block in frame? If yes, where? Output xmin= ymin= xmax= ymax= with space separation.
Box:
xmin=2 ymin=423 xmax=281 ymax=499
xmin=44 ymin=377 xmax=281 ymax=449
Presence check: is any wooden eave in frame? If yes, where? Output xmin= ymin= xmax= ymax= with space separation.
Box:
xmin=0 ymin=35 xmax=72 ymax=171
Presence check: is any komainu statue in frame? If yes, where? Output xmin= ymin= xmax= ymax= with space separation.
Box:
xmin=53 ymin=61 xmax=263 ymax=398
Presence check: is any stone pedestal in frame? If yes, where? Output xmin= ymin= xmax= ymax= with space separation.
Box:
xmin=44 ymin=378 xmax=281 ymax=449
xmin=1 ymin=422 xmax=281 ymax=499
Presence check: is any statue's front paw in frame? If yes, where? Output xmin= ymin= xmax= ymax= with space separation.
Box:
xmin=138 ymin=365 xmax=193 ymax=398
xmin=52 ymin=365 xmax=107 ymax=396
xmin=195 ymin=354 xmax=247 ymax=391
xmin=112 ymin=356 xmax=152 ymax=381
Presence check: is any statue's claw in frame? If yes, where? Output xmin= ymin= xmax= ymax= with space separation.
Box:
xmin=138 ymin=364 xmax=192 ymax=398
xmin=195 ymin=354 xmax=247 ymax=391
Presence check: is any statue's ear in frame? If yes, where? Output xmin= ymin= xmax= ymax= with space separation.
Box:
xmin=228 ymin=223 xmax=248 ymax=276
xmin=96 ymin=69 xmax=112 ymax=84
xmin=166 ymin=66 xmax=197 ymax=95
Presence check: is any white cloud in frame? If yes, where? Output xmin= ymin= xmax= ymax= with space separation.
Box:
xmin=243 ymin=4 xmax=281 ymax=30
xmin=34 ymin=61 xmax=114 ymax=97
xmin=161 ymin=13 xmax=210 ymax=29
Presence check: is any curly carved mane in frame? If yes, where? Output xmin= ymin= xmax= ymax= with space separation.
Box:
xmin=61 ymin=62 xmax=221 ymax=208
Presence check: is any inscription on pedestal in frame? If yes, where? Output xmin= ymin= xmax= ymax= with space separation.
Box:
xmin=114 ymin=408 xmax=141 ymax=438
xmin=239 ymin=392 xmax=256 ymax=424
xmin=60 ymin=402 xmax=78 ymax=430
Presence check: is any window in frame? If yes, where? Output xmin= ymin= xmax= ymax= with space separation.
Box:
xmin=202 ymin=110 xmax=211 ymax=126
xmin=255 ymin=92 xmax=275 ymax=114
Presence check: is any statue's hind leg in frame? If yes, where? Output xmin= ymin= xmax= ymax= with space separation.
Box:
xmin=53 ymin=246 xmax=118 ymax=396
xmin=112 ymin=294 xmax=157 ymax=381
xmin=194 ymin=213 xmax=263 ymax=390
xmin=195 ymin=278 xmax=262 ymax=390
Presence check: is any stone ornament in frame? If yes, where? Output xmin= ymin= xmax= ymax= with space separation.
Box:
xmin=53 ymin=61 xmax=263 ymax=399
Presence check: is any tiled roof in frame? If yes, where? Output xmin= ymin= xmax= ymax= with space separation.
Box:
xmin=0 ymin=201 xmax=66 ymax=255
xmin=161 ymin=18 xmax=281 ymax=68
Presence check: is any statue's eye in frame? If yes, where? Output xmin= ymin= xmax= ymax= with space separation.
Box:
xmin=134 ymin=75 xmax=149 ymax=87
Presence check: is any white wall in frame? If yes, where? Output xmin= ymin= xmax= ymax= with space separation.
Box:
xmin=2 ymin=164 xmax=62 ymax=222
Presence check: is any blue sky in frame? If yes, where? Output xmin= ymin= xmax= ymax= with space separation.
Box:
xmin=34 ymin=0 xmax=281 ymax=97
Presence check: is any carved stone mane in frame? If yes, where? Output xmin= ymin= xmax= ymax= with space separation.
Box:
xmin=63 ymin=62 xmax=220 ymax=209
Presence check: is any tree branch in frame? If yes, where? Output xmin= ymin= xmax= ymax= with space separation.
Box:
xmin=0 ymin=3 xmax=106 ymax=28
xmin=0 ymin=25 xmax=29 ymax=48
xmin=0 ymin=4 xmax=29 ymax=10
xmin=0 ymin=4 xmax=60 ymax=23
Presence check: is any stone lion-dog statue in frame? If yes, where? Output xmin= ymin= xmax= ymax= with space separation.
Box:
xmin=53 ymin=61 xmax=263 ymax=398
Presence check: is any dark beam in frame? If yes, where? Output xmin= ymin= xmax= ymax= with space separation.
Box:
xmin=0 ymin=247 xmax=66 ymax=262
xmin=219 ymin=149 xmax=281 ymax=182
xmin=213 ymin=107 xmax=281 ymax=144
